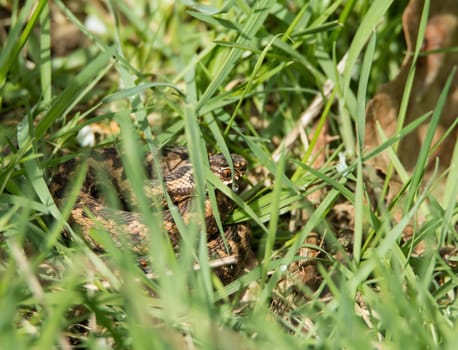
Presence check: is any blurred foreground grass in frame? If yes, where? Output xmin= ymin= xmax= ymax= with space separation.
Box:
xmin=1 ymin=1 xmax=457 ymax=349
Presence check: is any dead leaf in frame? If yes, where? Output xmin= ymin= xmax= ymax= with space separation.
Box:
xmin=365 ymin=0 xmax=458 ymax=172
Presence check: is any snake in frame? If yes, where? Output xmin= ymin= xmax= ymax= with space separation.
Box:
xmin=50 ymin=147 xmax=252 ymax=283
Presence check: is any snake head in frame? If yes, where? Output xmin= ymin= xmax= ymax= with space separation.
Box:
xmin=209 ymin=153 xmax=247 ymax=190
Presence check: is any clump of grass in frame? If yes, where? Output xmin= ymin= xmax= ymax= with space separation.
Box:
xmin=0 ymin=1 xmax=457 ymax=349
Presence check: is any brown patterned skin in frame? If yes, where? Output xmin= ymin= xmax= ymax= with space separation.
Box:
xmin=50 ymin=147 xmax=251 ymax=283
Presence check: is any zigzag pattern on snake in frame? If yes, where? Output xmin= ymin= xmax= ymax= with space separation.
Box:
xmin=50 ymin=147 xmax=252 ymax=283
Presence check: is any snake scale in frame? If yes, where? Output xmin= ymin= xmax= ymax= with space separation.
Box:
xmin=50 ymin=147 xmax=252 ymax=283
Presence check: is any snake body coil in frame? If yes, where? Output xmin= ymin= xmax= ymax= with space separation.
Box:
xmin=50 ymin=147 xmax=251 ymax=283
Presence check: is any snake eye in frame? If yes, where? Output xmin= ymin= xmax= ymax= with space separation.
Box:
xmin=220 ymin=168 xmax=232 ymax=181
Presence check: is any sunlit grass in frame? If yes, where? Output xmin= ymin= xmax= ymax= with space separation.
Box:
xmin=0 ymin=1 xmax=457 ymax=349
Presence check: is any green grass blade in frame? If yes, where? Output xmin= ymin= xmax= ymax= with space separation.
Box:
xmin=261 ymin=148 xmax=286 ymax=284
xmin=439 ymin=137 xmax=458 ymax=243
xmin=35 ymin=49 xmax=114 ymax=138
xmin=196 ymin=0 xmax=276 ymax=112
xmin=39 ymin=3 xmax=51 ymax=103
xmin=0 ymin=0 xmax=47 ymax=89
xmin=394 ymin=0 xmax=429 ymax=139
xmin=341 ymin=0 xmax=393 ymax=91
xmin=354 ymin=33 xmax=376 ymax=262
xmin=404 ymin=67 xmax=456 ymax=212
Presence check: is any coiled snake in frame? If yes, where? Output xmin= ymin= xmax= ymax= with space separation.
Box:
xmin=50 ymin=147 xmax=252 ymax=283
